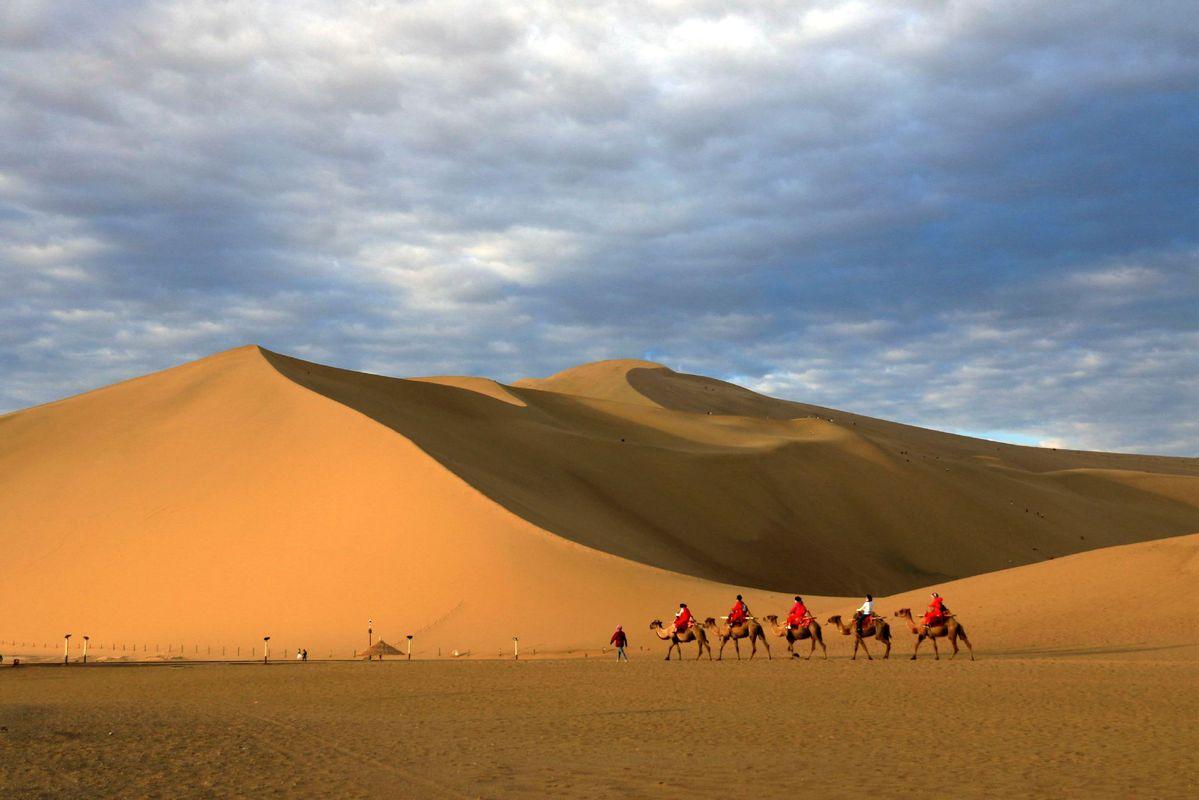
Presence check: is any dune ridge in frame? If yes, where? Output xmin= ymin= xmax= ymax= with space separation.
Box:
xmin=1 ymin=345 xmax=1196 ymax=656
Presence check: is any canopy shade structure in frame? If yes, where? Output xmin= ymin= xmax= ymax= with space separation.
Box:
xmin=356 ymin=639 xmax=403 ymax=659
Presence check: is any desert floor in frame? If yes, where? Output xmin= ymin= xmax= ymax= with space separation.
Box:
xmin=3 ymin=654 xmax=1196 ymax=799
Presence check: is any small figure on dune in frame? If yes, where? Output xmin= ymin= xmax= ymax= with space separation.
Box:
xmin=296 ymin=648 xmax=303 ymax=661
xmin=650 ymin=604 xmax=712 ymax=660
xmin=894 ymin=593 xmax=975 ymax=661
xmin=610 ymin=625 xmax=629 ymax=661
xmin=922 ymin=592 xmax=948 ymax=630
xmin=301 ymin=649 xmax=308 ymax=662
xmin=727 ymin=594 xmax=750 ymax=626
xmin=854 ymin=594 xmax=874 ymax=636
xmin=704 ymin=595 xmax=771 ymax=660
xmin=673 ymin=602 xmax=693 ymax=632
xmin=787 ymin=595 xmax=811 ymax=630
xmin=827 ymin=594 xmax=892 ymax=660
xmin=763 ymin=595 xmax=826 ymax=659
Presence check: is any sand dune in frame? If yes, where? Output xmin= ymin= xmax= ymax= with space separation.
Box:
xmin=268 ymin=350 xmax=1198 ymax=593
xmin=0 ymin=345 xmax=1195 ymax=657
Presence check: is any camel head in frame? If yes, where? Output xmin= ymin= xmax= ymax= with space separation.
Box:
xmin=893 ymin=608 xmax=913 ymax=618
xmin=763 ymin=614 xmax=778 ymax=624
xmin=649 ymin=619 xmax=663 ymax=630
xmin=702 ymin=617 xmax=718 ymax=629
xmin=826 ymin=614 xmax=843 ymax=625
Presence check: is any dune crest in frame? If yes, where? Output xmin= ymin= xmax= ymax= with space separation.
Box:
xmin=1 ymin=345 xmax=1196 ymax=655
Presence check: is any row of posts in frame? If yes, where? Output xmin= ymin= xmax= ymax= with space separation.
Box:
xmin=3 ymin=623 xmax=522 ymax=664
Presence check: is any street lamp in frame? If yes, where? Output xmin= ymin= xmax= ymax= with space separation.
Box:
xmin=406 ymin=634 xmax=413 ymax=661
xmin=263 ymin=635 xmax=271 ymax=665
xmin=63 ymin=633 xmax=71 ymax=665
xmin=82 ymin=635 xmax=90 ymax=664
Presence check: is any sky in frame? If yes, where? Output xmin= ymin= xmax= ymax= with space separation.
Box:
xmin=1 ymin=0 xmax=1196 ymax=454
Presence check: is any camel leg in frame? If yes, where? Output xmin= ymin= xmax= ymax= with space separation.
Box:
xmin=734 ymin=638 xmax=742 ymax=661
xmin=859 ymin=636 xmax=873 ymax=661
xmin=881 ymin=633 xmax=891 ymax=660
xmin=949 ymin=633 xmax=960 ymax=659
xmin=960 ymin=632 xmax=975 ymax=661
xmin=911 ymin=634 xmax=923 ymax=661
xmin=762 ymin=634 xmax=771 ymax=660
xmin=930 ymin=636 xmax=940 ymax=660
xmin=716 ymin=637 xmax=727 ymax=661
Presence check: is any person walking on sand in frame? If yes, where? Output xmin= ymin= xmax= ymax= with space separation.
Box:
xmin=301 ymin=649 xmax=308 ymax=662
xmin=610 ymin=626 xmax=629 ymax=661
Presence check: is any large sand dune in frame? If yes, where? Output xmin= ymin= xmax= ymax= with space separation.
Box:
xmin=0 ymin=346 xmax=1195 ymax=657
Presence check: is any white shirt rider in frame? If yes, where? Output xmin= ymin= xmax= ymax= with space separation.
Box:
xmin=857 ymin=598 xmax=873 ymax=619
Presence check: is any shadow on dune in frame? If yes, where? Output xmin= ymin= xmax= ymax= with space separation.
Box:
xmin=260 ymin=349 xmax=1199 ymax=596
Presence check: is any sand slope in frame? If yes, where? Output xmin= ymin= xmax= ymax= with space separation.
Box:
xmin=0 ymin=346 xmax=1195 ymax=656
xmin=268 ymin=350 xmax=1199 ymax=594
xmin=0 ymin=346 xmax=793 ymax=656
xmin=873 ymin=532 xmax=1199 ymax=659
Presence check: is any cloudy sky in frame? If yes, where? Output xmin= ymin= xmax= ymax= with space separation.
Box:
xmin=2 ymin=1 xmax=1196 ymax=454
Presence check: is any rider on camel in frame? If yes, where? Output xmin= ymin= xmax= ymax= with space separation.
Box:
xmin=855 ymin=594 xmax=875 ymax=635
xmin=728 ymin=594 xmax=750 ymax=627
xmin=673 ymin=603 xmax=693 ymax=632
xmin=922 ymin=592 xmax=949 ymax=629
xmin=787 ymin=595 xmax=811 ymax=629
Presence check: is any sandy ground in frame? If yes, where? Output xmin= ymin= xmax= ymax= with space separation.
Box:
xmin=2 ymin=657 xmax=1196 ymax=799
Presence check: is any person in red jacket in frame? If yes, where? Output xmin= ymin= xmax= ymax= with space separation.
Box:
xmin=787 ymin=595 xmax=811 ymax=629
xmin=610 ymin=625 xmax=629 ymax=661
xmin=728 ymin=594 xmax=749 ymax=627
xmin=673 ymin=603 xmax=693 ymax=632
xmin=922 ymin=592 xmax=949 ymax=629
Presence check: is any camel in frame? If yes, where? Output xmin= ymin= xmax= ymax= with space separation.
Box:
xmin=763 ymin=614 xmax=827 ymax=660
xmin=826 ymin=614 xmax=892 ymax=660
xmin=702 ymin=617 xmax=772 ymax=661
xmin=893 ymin=608 xmax=975 ymax=661
xmin=649 ymin=619 xmax=712 ymax=660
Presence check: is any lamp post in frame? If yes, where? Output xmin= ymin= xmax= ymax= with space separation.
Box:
xmin=368 ymin=619 xmax=373 ymax=661
xmin=406 ymin=634 xmax=413 ymax=661
xmin=63 ymin=633 xmax=72 ymax=665
xmin=82 ymin=635 xmax=90 ymax=664
xmin=513 ymin=636 xmax=519 ymax=660
xmin=263 ymin=636 xmax=270 ymax=665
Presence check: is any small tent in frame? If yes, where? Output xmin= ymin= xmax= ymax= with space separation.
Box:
xmin=356 ymin=639 xmax=404 ymax=660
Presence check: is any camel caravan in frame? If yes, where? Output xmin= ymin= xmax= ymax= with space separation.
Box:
xmin=650 ymin=592 xmax=974 ymax=662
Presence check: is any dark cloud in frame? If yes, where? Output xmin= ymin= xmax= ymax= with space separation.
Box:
xmin=1 ymin=1 xmax=1195 ymax=453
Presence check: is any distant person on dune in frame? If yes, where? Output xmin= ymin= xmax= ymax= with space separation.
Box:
xmin=728 ymin=594 xmax=750 ymax=626
xmin=674 ymin=603 xmax=693 ymax=632
xmin=787 ymin=595 xmax=811 ymax=629
xmin=922 ymin=593 xmax=949 ymax=630
xmin=610 ymin=626 xmax=629 ymax=661
xmin=855 ymin=594 xmax=874 ymax=635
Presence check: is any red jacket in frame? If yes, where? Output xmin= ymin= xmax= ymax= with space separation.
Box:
xmin=674 ymin=608 xmax=692 ymax=629
xmin=610 ymin=630 xmax=627 ymax=647
xmin=729 ymin=601 xmax=748 ymax=621
xmin=787 ymin=602 xmax=809 ymax=625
